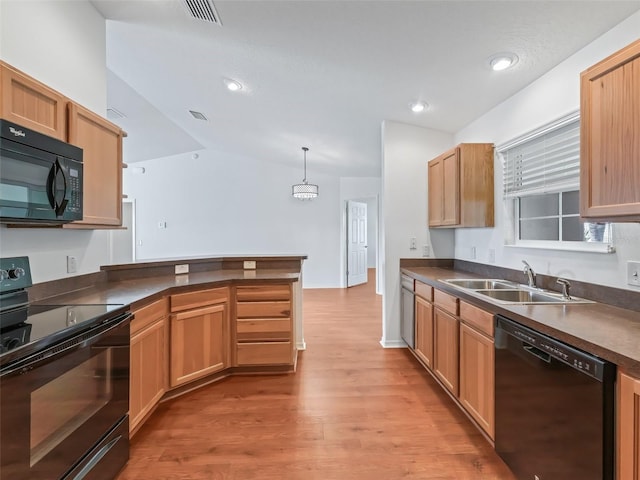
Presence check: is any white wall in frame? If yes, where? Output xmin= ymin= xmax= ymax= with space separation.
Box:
xmin=0 ymin=0 xmax=111 ymax=283
xmin=454 ymin=11 xmax=640 ymax=291
xmin=123 ymin=150 xmax=342 ymax=288
xmin=381 ymin=121 xmax=454 ymax=347
xmin=339 ymin=177 xmax=381 ymax=290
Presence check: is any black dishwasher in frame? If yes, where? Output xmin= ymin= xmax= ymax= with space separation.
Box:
xmin=495 ymin=315 xmax=615 ymax=480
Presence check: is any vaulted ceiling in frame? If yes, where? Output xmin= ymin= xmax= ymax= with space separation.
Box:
xmin=92 ymin=0 xmax=640 ymax=176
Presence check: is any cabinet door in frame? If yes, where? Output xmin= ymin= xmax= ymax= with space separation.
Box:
xmin=459 ymin=323 xmax=494 ymax=439
xmin=441 ymin=149 xmax=460 ymax=226
xmin=428 ymin=159 xmax=444 ymax=226
xmin=67 ymin=103 xmax=123 ymax=227
xmin=618 ymin=371 xmax=640 ymax=480
xmin=414 ymin=296 xmax=433 ymax=369
xmin=170 ymin=303 xmax=227 ymax=387
xmin=581 ymin=39 xmax=640 ymax=221
xmin=433 ymin=307 xmax=459 ymax=396
xmin=130 ymin=318 xmax=167 ymax=434
xmin=0 ymin=62 xmax=67 ymax=140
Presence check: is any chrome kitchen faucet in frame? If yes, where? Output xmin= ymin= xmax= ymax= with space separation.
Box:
xmin=522 ymin=260 xmax=536 ymax=288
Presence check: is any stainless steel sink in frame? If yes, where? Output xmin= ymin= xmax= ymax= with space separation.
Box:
xmin=474 ymin=289 xmax=566 ymax=304
xmin=440 ymin=278 xmax=594 ymax=304
xmin=444 ymin=279 xmax=519 ymax=290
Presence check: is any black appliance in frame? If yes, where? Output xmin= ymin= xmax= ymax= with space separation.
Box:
xmin=0 ymin=257 xmax=131 ymax=480
xmin=400 ymin=274 xmax=415 ymax=348
xmin=495 ymin=315 xmax=615 ymax=480
xmin=0 ymin=119 xmax=83 ymax=224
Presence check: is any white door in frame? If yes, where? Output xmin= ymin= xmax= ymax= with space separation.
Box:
xmin=347 ymin=200 xmax=368 ymax=287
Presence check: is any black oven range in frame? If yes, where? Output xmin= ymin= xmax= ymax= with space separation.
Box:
xmin=0 ymin=257 xmax=131 ymax=480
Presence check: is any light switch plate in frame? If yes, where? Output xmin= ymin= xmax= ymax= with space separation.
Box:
xmin=243 ymin=260 xmax=257 ymax=270
xmin=67 ymin=256 xmax=77 ymax=273
xmin=175 ymin=264 xmax=189 ymax=275
xmin=628 ymin=261 xmax=640 ymax=287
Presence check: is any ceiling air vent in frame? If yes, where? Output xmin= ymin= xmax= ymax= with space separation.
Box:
xmin=189 ymin=110 xmax=208 ymax=121
xmin=181 ymin=0 xmax=222 ymax=25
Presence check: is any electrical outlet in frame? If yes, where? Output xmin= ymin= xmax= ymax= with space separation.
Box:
xmin=243 ymin=260 xmax=257 ymax=270
xmin=410 ymin=237 xmax=417 ymax=250
xmin=628 ymin=261 xmax=640 ymax=286
xmin=470 ymin=246 xmax=476 ymax=260
xmin=422 ymin=245 xmax=430 ymax=257
xmin=175 ymin=264 xmax=189 ymax=275
xmin=158 ymin=221 xmax=167 ymax=229
xmin=66 ymin=256 xmax=77 ymax=274
xmin=488 ymin=249 xmax=496 ymax=263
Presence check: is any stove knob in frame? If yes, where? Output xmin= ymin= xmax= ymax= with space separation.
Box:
xmin=8 ymin=268 xmax=25 ymax=280
xmin=0 ymin=270 xmax=8 ymax=281
xmin=6 ymin=338 xmax=21 ymax=350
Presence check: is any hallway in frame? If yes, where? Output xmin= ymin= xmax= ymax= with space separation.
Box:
xmin=118 ymin=273 xmax=514 ymax=479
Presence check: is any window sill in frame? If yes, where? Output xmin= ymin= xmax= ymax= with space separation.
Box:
xmin=505 ymin=241 xmax=616 ymax=254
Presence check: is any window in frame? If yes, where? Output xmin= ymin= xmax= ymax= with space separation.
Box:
xmin=500 ymin=112 xmax=614 ymax=252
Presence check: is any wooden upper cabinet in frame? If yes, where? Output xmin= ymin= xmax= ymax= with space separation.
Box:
xmin=0 ymin=61 xmax=67 ymax=140
xmin=580 ymin=39 xmax=640 ymax=222
xmin=427 ymin=143 xmax=494 ymax=228
xmin=66 ymin=103 xmax=124 ymax=227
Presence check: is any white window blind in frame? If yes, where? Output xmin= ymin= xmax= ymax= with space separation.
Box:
xmin=501 ymin=115 xmax=580 ymax=199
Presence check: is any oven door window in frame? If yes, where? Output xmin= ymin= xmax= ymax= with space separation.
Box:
xmin=0 ymin=322 xmax=129 ymax=480
xmin=30 ymin=349 xmax=113 ymax=467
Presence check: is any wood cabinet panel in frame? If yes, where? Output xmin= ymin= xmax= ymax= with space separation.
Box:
xmin=237 ymin=318 xmax=291 ymax=342
xmin=237 ymin=342 xmax=292 ymax=365
xmin=415 ymin=281 xmax=433 ymax=301
xmin=433 ymin=307 xmax=459 ymax=396
xmin=236 ymin=285 xmax=291 ymax=301
xmin=67 ymin=103 xmax=123 ymax=227
xmin=459 ymin=323 xmax=494 ymax=439
xmin=581 ymin=39 xmax=640 ymax=221
xmin=131 ymin=298 xmax=169 ymax=335
xmin=170 ymin=287 xmax=228 ymax=313
xmin=236 ymin=301 xmax=291 ymax=318
xmin=460 ymin=301 xmax=494 ymax=338
xmin=170 ymin=303 xmax=227 ymax=387
xmin=0 ymin=61 xmax=67 ymax=140
xmin=434 ymin=289 xmax=459 ymax=316
xmin=618 ymin=370 xmax=640 ymax=480
xmin=427 ymin=143 xmax=494 ymax=228
xmin=130 ymin=318 xmax=167 ymax=434
xmin=414 ymin=296 xmax=434 ymax=369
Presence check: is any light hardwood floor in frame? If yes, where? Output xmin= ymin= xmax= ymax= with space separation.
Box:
xmin=118 ymin=270 xmax=515 ymax=479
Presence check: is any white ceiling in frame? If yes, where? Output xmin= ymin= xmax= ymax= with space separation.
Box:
xmin=92 ymin=0 xmax=640 ymax=176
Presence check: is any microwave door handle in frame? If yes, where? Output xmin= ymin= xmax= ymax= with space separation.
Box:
xmin=53 ymin=158 xmax=68 ymax=217
xmin=46 ymin=161 xmax=57 ymax=209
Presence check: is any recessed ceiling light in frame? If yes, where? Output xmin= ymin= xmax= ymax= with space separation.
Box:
xmin=489 ymin=53 xmax=519 ymax=71
xmin=223 ymin=78 xmax=243 ymax=92
xmin=410 ymin=101 xmax=428 ymax=113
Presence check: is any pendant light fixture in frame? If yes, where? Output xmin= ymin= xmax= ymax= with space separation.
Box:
xmin=292 ymin=147 xmax=319 ymax=199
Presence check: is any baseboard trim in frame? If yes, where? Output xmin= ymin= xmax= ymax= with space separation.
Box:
xmin=379 ymin=339 xmax=408 ymax=348
xmin=296 ymin=341 xmax=307 ymax=350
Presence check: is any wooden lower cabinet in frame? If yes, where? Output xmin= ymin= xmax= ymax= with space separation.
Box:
xmin=433 ymin=307 xmax=459 ymax=396
xmin=130 ymin=298 xmax=168 ymax=434
xmin=170 ymin=303 xmax=227 ymax=387
xmin=459 ymin=323 xmax=494 ymax=439
xmin=414 ymin=295 xmax=434 ymax=369
xmin=618 ymin=370 xmax=640 ymax=480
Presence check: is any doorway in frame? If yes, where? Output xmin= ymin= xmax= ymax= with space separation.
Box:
xmin=347 ymin=200 xmax=368 ymax=287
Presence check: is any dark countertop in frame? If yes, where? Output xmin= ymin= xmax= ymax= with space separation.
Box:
xmin=402 ymin=266 xmax=640 ymax=377
xmin=36 ymin=269 xmax=300 ymax=311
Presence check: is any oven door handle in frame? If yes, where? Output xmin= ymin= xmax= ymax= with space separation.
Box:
xmin=71 ymin=434 xmax=123 ymax=480
xmin=0 ymin=313 xmax=131 ymax=377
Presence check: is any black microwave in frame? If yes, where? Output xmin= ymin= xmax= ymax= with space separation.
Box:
xmin=0 ymin=120 xmax=83 ymax=224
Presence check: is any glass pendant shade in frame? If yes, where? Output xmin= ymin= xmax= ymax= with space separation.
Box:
xmin=292 ymin=147 xmax=319 ymax=199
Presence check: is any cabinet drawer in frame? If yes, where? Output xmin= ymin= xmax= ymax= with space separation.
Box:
xmin=236 ymin=285 xmax=291 ymax=301
xmin=460 ymin=301 xmax=494 ymax=338
xmin=415 ymin=281 xmax=433 ymax=301
xmin=237 ymin=301 xmax=291 ymax=318
xmin=171 ymin=287 xmax=228 ymax=312
xmin=434 ymin=289 xmax=459 ymax=316
xmin=237 ymin=318 xmax=291 ymax=342
xmin=132 ymin=297 xmax=168 ymax=335
xmin=237 ymin=342 xmax=292 ymax=365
